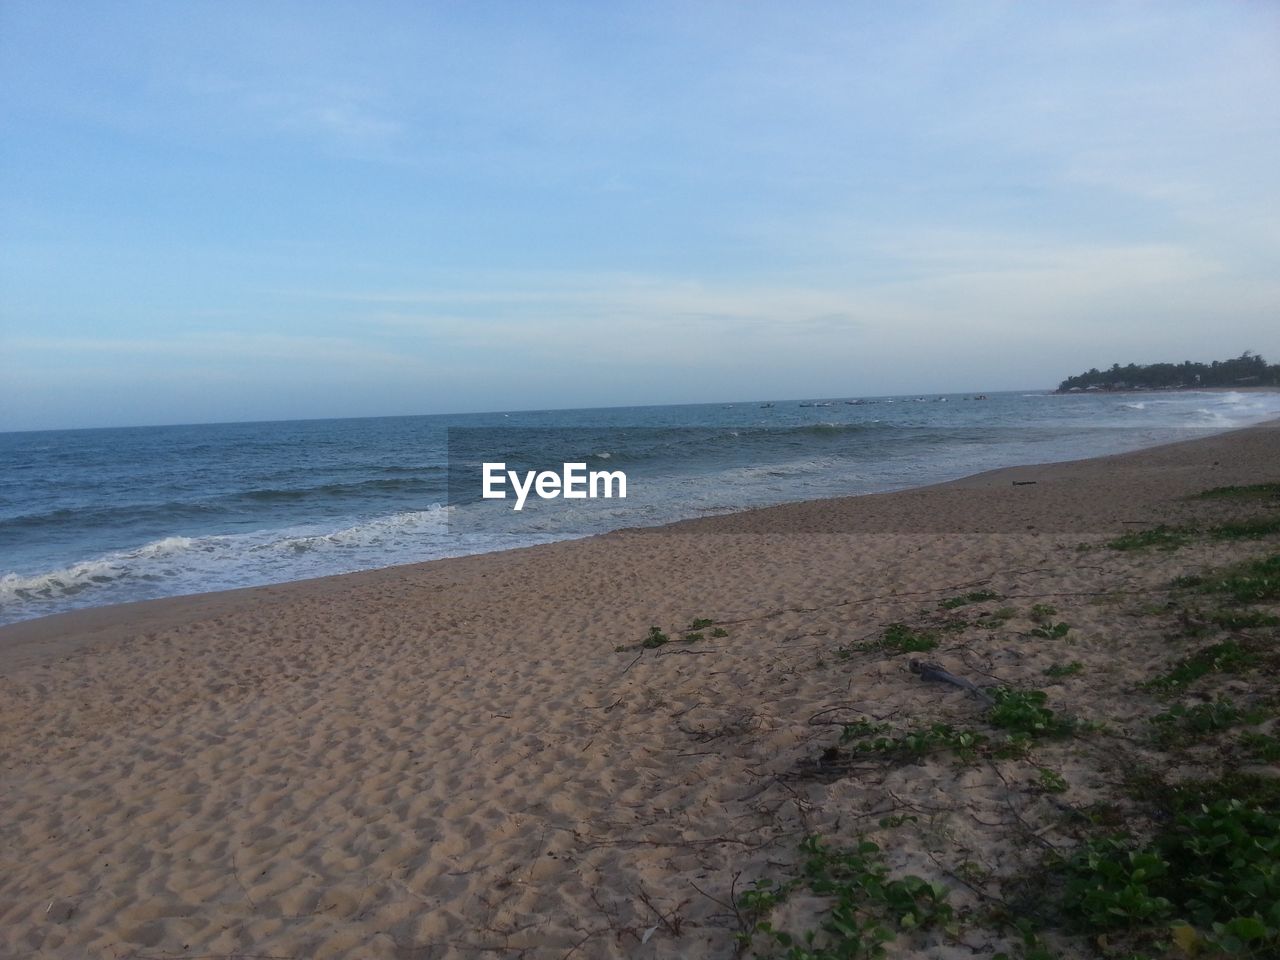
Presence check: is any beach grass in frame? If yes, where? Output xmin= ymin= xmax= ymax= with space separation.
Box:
xmin=1174 ymin=552 xmax=1280 ymax=603
xmin=1190 ymin=481 xmax=1280 ymax=501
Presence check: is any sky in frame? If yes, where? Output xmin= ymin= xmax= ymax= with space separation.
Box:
xmin=1 ymin=1 xmax=1278 ymax=431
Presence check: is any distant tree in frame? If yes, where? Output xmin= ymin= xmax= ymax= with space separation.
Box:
xmin=1057 ymin=351 xmax=1279 ymax=392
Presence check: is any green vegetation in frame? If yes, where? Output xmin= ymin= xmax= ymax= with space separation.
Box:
xmin=1105 ymin=489 xmax=1280 ymax=557
xmin=838 ymin=719 xmax=889 ymax=742
xmin=1130 ymin=771 xmax=1280 ymax=818
xmin=1028 ymin=621 xmax=1071 ymax=639
xmin=1043 ymin=660 xmax=1083 ymax=678
xmin=988 ymin=688 xmax=1075 ymax=739
xmin=1210 ymin=515 xmax=1280 ymax=541
xmin=1107 ymin=525 xmax=1193 ymax=551
xmin=1037 ymin=768 xmax=1068 ymax=794
xmin=1105 ymin=516 xmax=1280 ymax=550
xmin=1208 ymin=609 xmax=1280 ymax=629
xmin=741 ymin=504 xmax=1280 ymax=960
xmin=1146 ymin=640 xmax=1257 ymax=692
xmin=629 ymin=618 xmax=726 ymax=649
xmin=860 ymin=623 xmax=938 ymax=654
xmin=1174 ymin=553 xmax=1280 ymax=603
xmin=939 ymin=589 xmax=1001 ymax=609
xmin=976 ymin=606 xmax=1018 ymax=629
xmin=840 ymin=720 xmax=988 ymax=762
xmin=1049 ymin=776 xmax=1280 ymax=957
xmin=1191 ymin=482 xmax=1280 ymax=502
xmin=827 ymin=688 xmax=1072 ymax=769
xmin=1057 ymin=351 xmax=1280 ymax=392
xmin=1239 ymin=732 xmax=1280 ymax=763
xmin=1062 ymin=836 xmax=1173 ymax=930
xmin=641 ymin=626 xmax=670 ymax=648
xmin=1150 ymin=699 xmax=1263 ymax=747
xmin=991 ymin=923 xmax=1057 ymax=960
xmin=738 ymin=835 xmax=953 ymax=959
xmin=1060 ymin=797 xmax=1280 ymax=957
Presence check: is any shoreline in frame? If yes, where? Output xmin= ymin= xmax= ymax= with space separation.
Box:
xmin=3 ymin=418 xmax=1277 ymax=662
xmin=3 ymin=419 xmax=1279 ymax=666
xmin=6 ymin=390 xmax=1280 ymax=636
xmin=2 ymin=420 xmax=1279 ymax=958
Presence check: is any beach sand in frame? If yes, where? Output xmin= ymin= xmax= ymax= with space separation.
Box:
xmin=2 ymin=423 xmax=1278 ymax=959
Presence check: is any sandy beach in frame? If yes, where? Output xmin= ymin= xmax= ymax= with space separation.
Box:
xmin=2 ymin=422 xmax=1279 ymax=959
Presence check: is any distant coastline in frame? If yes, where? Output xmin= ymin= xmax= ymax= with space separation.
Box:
xmin=1058 ymin=383 xmax=1280 ymax=395
xmin=1056 ymin=351 xmax=1280 ymax=394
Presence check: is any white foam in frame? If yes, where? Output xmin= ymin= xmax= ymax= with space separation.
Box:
xmin=0 ymin=533 xmax=224 ymax=605
xmin=0 ymin=510 xmax=452 ymax=621
xmin=264 ymin=508 xmax=445 ymax=554
xmin=135 ymin=535 xmax=201 ymax=557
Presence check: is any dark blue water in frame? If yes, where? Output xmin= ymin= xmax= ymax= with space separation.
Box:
xmin=3 ymin=389 xmax=1278 ymax=625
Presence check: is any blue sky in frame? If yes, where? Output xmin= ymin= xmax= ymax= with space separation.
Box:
xmin=2 ymin=1 xmax=1277 ymax=430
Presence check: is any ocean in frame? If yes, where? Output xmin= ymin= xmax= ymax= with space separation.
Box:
xmin=3 ymin=389 xmax=1279 ymax=626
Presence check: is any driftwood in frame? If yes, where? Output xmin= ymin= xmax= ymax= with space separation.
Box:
xmin=909 ymin=659 xmax=995 ymax=706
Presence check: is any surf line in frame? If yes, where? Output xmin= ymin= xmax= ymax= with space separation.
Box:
xmin=482 ymin=462 xmax=627 ymax=511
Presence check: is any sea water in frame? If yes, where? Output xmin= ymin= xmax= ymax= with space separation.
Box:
xmin=3 ymin=389 xmax=1278 ymax=626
